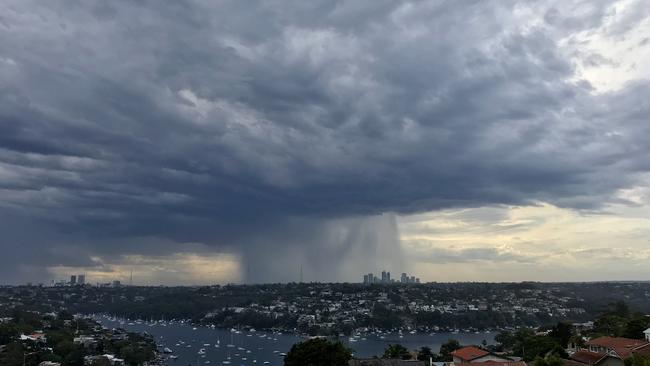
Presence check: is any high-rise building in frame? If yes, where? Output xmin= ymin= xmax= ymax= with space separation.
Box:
xmin=77 ymin=274 xmax=85 ymax=285
xmin=368 ymin=273 xmax=374 ymax=284
xmin=363 ymin=274 xmax=369 ymax=284
xmin=400 ymin=273 xmax=407 ymax=283
xmin=386 ymin=272 xmax=391 ymax=282
xmin=381 ymin=271 xmax=387 ymax=283
xmin=70 ymin=275 xmax=77 ymax=285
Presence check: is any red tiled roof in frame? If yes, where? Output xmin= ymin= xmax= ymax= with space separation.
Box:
xmin=451 ymin=347 xmax=490 ymax=362
xmin=586 ymin=337 xmax=649 ymax=358
xmin=632 ymin=344 xmax=650 ymax=358
xmin=563 ymin=359 xmax=587 ymax=366
xmin=570 ymin=350 xmax=609 ymax=364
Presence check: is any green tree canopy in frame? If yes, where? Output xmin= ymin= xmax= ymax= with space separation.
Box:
xmin=383 ymin=344 xmax=411 ymax=360
xmin=534 ymin=355 xmax=565 ymax=366
xmin=417 ymin=346 xmax=435 ymax=361
xmin=439 ymin=339 xmax=461 ymax=361
xmin=549 ymin=322 xmax=573 ymax=348
xmin=284 ymin=338 xmax=352 ymax=366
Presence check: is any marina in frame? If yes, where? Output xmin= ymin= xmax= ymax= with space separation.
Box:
xmin=95 ymin=315 xmax=495 ymax=366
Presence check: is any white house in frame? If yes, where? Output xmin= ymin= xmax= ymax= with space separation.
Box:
xmin=644 ymin=328 xmax=650 ymax=342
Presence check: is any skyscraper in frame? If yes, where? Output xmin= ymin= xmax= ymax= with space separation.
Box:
xmin=381 ymin=270 xmax=387 ymax=283
xmin=401 ymin=273 xmax=407 ymax=283
xmin=77 ymin=274 xmax=85 ymax=285
xmin=70 ymin=275 xmax=77 ymax=285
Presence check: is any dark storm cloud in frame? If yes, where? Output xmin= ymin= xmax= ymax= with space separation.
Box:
xmin=0 ymin=0 xmax=649 ymax=283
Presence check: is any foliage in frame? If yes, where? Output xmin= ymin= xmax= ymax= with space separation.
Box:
xmin=534 ymin=355 xmax=565 ymax=366
xmin=549 ymin=322 xmax=573 ymax=348
xmin=284 ymin=338 xmax=352 ymax=366
xmin=417 ymin=346 xmax=435 ymax=361
xmin=625 ymin=355 xmax=650 ymax=366
xmin=623 ymin=317 xmax=650 ymax=339
xmin=439 ymin=339 xmax=461 ymax=361
xmin=0 ymin=322 xmax=18 ymax=344
xmin=495 ymin=328 xmax=564 ymax=361
xmin=382 ymin=343 xmax=412 ymax=360
xmin=370 ymin=303 xmax=403 ymax=329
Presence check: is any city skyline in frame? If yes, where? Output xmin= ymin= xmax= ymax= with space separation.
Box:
xmin=1 ymin=1 xmax=650 ymax=285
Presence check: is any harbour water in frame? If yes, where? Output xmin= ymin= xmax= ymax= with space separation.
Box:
xmin=95 ymin=316 xmax=495 ymax=366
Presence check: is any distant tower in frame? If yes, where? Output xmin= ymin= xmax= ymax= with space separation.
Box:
xmin=70 ymin=275 xmax=77 ymax=285
xmin=300 ymin=264 xmax=303 ymax=283
xmin=77 ymin=274 xmax=86 ymax=285
xmin=129 ymin=269 xmax=133 ymax=286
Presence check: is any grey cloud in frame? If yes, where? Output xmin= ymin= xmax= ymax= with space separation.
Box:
xmin=0 ymin=0 xmax=649 ymax=283
xmin=407 ymin=244 xmax=539 ymax=265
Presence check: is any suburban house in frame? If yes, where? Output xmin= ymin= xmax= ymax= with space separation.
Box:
xmin=585 ymin=337 xmax=649 ymax=359
xmin=73 ymin=335 xmax=97 ymax=348
xmin=451 ymin=347 xmax=512 ymax=364
xmin=563 ymin=350 xmax=624 ymax=366
xmin=19 ymin=332 xmax=47 ymax=343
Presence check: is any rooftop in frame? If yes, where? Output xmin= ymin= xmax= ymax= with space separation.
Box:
xmin=451 ymin=346 xmax=490 ymax=361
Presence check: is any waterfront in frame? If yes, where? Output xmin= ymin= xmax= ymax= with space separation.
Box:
xmin=95 ymin=316 xmax=495 ymax=365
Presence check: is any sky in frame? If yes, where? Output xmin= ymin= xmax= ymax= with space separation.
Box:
xmin=1 ymin=0 xmax=649 ymax=285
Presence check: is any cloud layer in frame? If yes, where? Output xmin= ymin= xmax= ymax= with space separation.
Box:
xmin=0 ymin=0 xmax=649 ymax=283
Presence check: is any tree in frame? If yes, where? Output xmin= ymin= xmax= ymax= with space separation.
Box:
xmin=284 ymin=338 xmax=352 ymax=366
xmin=383 ymin=344 xmax=411 ymax=360
xmin=549 ymin=322 xmax=573 ymax=348
xmin=626 ymin=355 xmax=650 ymax=366
xmin=610 ymin=301 xmax=630 ymax=318
xmin=594 ymin=314 xmax=628 ymax=337
xmin=496 ymin=331 xmax=517 ymax=351
xmin=624 ymin=317 xmax=650 ymax=339
xmin=63 ymin=346 xmax=86 ymax=366
xmin=0 ymin=323 xmax=18 ymax=345
xmin=439 ymin=339 xmax=461 ymax=361
xmin=417 ymin=346 xmax=434 ymax=361
xmin=534 ymin=355 xmax=565 ymax=366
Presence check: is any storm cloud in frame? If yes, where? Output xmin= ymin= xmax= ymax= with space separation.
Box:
xmin=0 ymin=0 xmax=649 ymax=283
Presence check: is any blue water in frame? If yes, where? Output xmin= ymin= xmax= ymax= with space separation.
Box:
xmin=95 ymin=316 xmax=495 ymax=366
